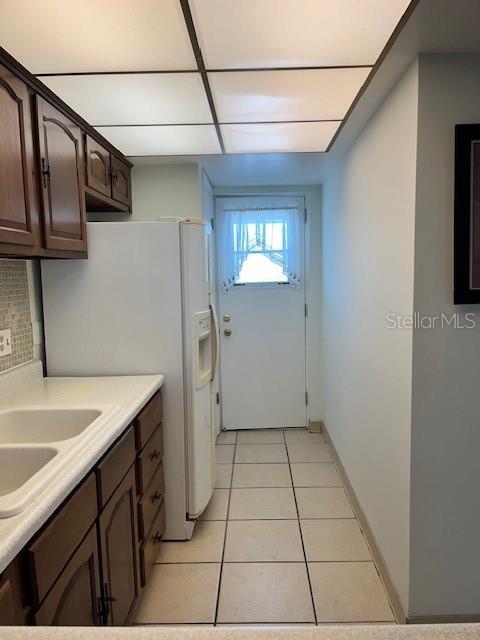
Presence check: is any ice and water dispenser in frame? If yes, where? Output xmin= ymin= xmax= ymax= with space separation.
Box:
xmin=193 ymin=310 xmax=213 ymax=389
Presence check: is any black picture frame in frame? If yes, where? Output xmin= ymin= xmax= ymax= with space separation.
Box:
xmin=454 ymin=124 xmax=480 ymax=304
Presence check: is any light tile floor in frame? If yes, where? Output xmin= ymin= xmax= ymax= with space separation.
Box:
xmin=134 ymin=429 xmax=395 ymax=626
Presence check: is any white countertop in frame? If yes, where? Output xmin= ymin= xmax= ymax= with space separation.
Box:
xmin=0 ymin=360 xmax=164 ymax=573
xmin=1 ymin=624 xmax=480 ymax=640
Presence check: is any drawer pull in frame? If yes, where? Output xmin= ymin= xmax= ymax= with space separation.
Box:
xmin=149 ymin=448 xmax=161 ymax=462
xmin=152 ymin=531 xmax=162 ymax=545
xmin=151 ymin=490 xmax=162 ymax=503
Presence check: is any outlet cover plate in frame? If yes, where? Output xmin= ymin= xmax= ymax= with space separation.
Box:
xmin=0 ymin=329 xmax=12 ymax=357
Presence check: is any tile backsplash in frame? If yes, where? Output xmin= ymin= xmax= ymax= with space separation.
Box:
xmin=0 ymin=259 xmax=34 ymax=372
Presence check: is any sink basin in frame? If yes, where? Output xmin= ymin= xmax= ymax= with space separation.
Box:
xmin=0 ymin=408 xmax=101 ymax=443
xmin=0 ymin=403 xmax=120 ymax=517
xmin=0 ymin=448 xmax=57 ymax=497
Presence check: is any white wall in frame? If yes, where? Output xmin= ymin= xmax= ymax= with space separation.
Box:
xmin=89 ymin=163 xmax=202 ymax=221
xmin=409 ymin=54 xmax=480 ymax=617
xmin=321 ymin=61 xmax=419 ymax=610
xmin=214 ymin=185 xmax=323 ymax=422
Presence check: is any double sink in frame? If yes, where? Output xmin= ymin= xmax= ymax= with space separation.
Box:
xmin=0 ymin=405 xmax=120 ymax=518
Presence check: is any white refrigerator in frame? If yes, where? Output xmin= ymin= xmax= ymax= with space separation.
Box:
xmin=41 ymin=220 xmax=218 ymax=540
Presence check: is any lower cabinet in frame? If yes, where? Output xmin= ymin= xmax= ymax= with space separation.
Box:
xmin=0 ymin=576 xmax=17 ymax=626
xmin=98 ymin=467 xmax=139 ymax=626
xmin=0 ymin=389 xmax=164 ymax=628
xmin=33 ymin=527 xmax=101 ymax=626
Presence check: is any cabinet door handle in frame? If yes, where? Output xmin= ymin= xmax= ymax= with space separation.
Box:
xmin=149 ymin=449 xmax=160 ymax=461
xmin=100 ymin=582 xmax=116 ymax=624
xmin=151 ymin=490 xmax=161 ymax=503
xmin=97 ymin=597 xmax=108 ymax=626
xmin=104 ymin=582 xmax=116 ymax=603
xmin=41 ymin=158 xmax=50 ymax=188
xmin=152 ymin=531 xmax=162 ymax=545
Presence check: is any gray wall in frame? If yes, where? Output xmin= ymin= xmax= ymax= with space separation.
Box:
xmin=321 ymin=61 xmax=419 ymax=611
xmin=409 ymin=54 xmax=480 ymax=617
xmin=89 ymin=163 xmax=203 ymax=222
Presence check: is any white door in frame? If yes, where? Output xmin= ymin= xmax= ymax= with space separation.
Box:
xmin=216 ymin=196 xmax=307 ymax=430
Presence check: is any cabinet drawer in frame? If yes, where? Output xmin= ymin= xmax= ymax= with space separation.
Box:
xmin=139 ymin=501 xmax=165 ymax=587
xmin=135 ymin=391 xmax=162 ymax=451
xmin=136 ymin=424 xmax=163 ymax=495
xmin=26 ymin=473 xmax=97 ymax=607
xmin=96 ymin=426 xmax=135 ymax=509
xmin=138 ymin=462 xmax=165 ymax=541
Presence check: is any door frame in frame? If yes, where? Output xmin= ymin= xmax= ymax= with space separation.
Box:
xmin=214 ymin=193 xmax=309 ymax=430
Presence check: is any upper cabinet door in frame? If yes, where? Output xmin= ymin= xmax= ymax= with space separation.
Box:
xmin=36 ymin=97 xmax=87 ymax=253
xmin=0 ymin=64 xmax=41 ymax=248
xmin=111 ymin=156 xmax=132 ymax=208
xmin=85 ymin=136 xmax=111 ymax=197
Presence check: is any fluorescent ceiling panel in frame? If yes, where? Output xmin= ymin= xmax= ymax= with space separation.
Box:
xmin=221 ymin=122 xmax=340 ymax=154
xmin=95 ymin=125 xmax=221 ymax=156
xmin=190 ymin=0 xmax=411 ymax=68
xmin=0 ymin=0 xmax=196 ymax=73
xmin=41 ymin=74 xmax=212 ymax=126
xmin=209 ymin=68 xmax=370 ymax=123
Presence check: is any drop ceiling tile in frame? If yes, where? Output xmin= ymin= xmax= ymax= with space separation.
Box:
xmin=221 ymin=122 xmax=341 ymax=154
xmin=190 ymin=0 xmax=411 ymax=69
xmin=95 ymin=125 xmax=221 ymax=156
xmin=0 ymin=0 xmax=195 ymax=73
xmin=41 ymin=74 xmax=212 ymax=126
xmin=209 ymin=68 xmax=370 ymax=123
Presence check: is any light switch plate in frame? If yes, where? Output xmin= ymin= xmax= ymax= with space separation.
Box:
xmin=0 ymin=329 xmax=12 ymax=357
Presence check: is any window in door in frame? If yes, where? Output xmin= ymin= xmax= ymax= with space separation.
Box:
xmin=220 ymin=207 xmax=302 ymax=289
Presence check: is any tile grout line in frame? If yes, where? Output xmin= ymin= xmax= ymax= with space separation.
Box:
xmin=213 ymin=430 xmax=237 ymax=626
xmin=156 ymin=560 xmax=378 ymax=565
xmin=283 ymin=430 xmax=318 ymax=625
xmin=320 ymin=438 xmax=397 ymax=624
xmin=327 ymin=445 xmax=398 ymax=624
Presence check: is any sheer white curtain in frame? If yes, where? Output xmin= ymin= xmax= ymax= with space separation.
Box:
xmin=219 ymin=207 xmax=302 ymax=290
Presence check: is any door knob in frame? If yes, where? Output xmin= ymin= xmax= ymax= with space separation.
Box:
xmin=224 ymin=328 xmax=232 ymax=337
xmin=223 ymin=314 xmax=231 ymax=322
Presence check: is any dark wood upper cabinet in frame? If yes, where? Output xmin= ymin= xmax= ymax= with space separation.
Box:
xmin=33 ymin=527 xmax=101 ymax=626
xmin=84 ymin=140 xmax=132 ymax=214
xmin=0 ymin=64 xmax=41 ymax=249
xmin=85 ymin=136 xmax=111 ymax=198
xmin=111 ymin=155 xmax=132 ymax=207
xmin=36 ymin=97 xmax=87 ymax=254
xmin=98 ymin=467 xmax=139 ymax=626
xmin=0 ymin=47 xmax=133 ymax=257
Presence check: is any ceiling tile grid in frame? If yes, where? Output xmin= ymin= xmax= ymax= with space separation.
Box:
xmin=0 ymin=0 xmax=414 ymax=155
xmin=95 ymin=125 xmax=222 ymax=156
xmin=189 ymin=0 xmax=412 ymax=69
xmin=208 ymin=68 xmax=371 ymax=123
xmin=0 ymin=0 xmax=197 ymax=73
xmin=41 ymin=73 xmax=213 ymax=126
xmin=221 ymin=121 xmax=342 ymax=154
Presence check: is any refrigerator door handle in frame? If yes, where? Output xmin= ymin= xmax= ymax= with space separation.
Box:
xmin=210 ymin=302 xmax=220 ymax=382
